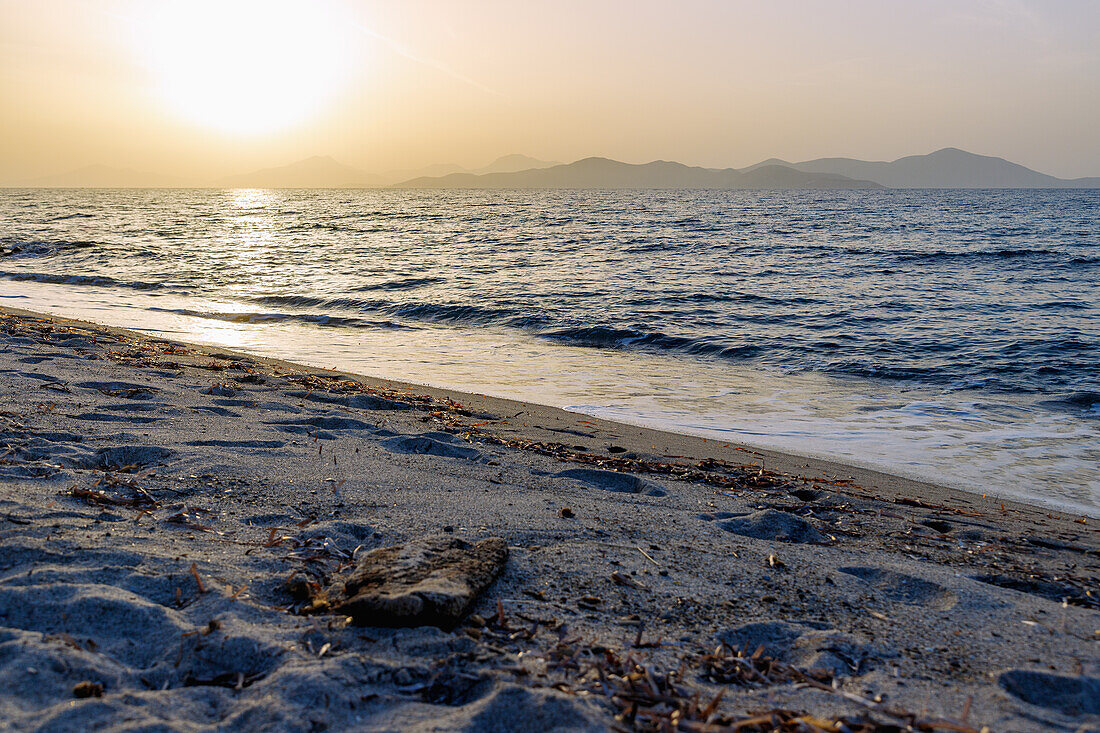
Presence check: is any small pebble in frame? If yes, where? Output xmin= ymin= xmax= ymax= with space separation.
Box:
xmin=73 ymin=681 xmax=103 ymax=699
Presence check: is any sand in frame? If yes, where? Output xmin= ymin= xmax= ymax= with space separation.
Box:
xmin=0 ymin=305 xmax=1096 ymax=732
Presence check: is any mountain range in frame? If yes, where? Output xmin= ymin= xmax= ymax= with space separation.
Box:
xmin=742 ymin=148 xmax=1100 ymax=188
xmin=10 ymin=148 xmax=1099 ymax=189
xmin=397 ymin=158 xmax=881 ymax=189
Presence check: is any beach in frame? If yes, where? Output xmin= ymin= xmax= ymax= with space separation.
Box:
xmin=0 ymin=305 xmax=1097 ymax=731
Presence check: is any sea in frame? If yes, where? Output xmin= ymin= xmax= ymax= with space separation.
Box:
xmin=1 ymin=188 xmax=1097 ymax=514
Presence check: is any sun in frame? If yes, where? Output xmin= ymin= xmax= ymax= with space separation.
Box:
xmin=132 ymin=0 xmax=354 ymax=135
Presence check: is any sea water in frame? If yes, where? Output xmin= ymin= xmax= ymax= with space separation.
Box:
xmin=2 ymin=188 xmax=1097 ymax=513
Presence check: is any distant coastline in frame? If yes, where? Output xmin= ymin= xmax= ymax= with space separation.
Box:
xmin=8 ymin=147 xmax=1100 ymax=189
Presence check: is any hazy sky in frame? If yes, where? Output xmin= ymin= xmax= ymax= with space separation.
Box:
xmin=2 ymin=0 xmax=1098 ymax=182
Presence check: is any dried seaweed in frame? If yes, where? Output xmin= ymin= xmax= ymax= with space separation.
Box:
xmin=65 ymin=481 xmax=158 ymax=509
xmin=527 ymin=634 xmax=982 ymax=733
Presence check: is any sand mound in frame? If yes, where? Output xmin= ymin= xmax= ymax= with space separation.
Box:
xmin=717 ymin=509 xmax=825 ymax=543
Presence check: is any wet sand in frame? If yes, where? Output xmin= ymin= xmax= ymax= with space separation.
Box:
xmin=0 ymin=305 xmax=1097 ymax=731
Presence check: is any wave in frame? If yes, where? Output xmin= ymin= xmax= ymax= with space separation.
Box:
xmin=352 ymin=276 xmax=445 ymax=291
xmin=247 ymin=293 xmax=536 ymax=327
xmin=147 ymin=307 xmax=413 ymax=330
xmin=7 ymin=265 xmax=1095 ymax=395
xmin=235 ymin=290 xmax=1100 ymax=393
xmin=625 ymin=291 xmax=826 ymax=308
xmin=538 ymin=325 xmax=759 ymax=360
xmin=285 ymin=222 xmax=387 ymax=234
xmin=390 ymin=301 xmax=523 ymax=325
xmin=249 ymin=294 xmax=331 ymax=308
xmin=1037 ymin=391 xmax=1100 ymax=418
xmin=250 ymin=292 xmax=765 ymax=361
xmin=0 ymin=270 xmax=167 ymax=291
xmin=894 ymin=248 xmax=1056 ymax=263
xmin=808 ymin=359 xmax=937 ymax=383
xmin=286 ymin=222 xmax=346 ymax=232
xmin=0 ymin=238 xmax=97 ymax=258
xmin=1034 ymin=300 xmax=1092 ymax=310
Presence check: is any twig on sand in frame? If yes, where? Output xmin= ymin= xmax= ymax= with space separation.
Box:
xmin=189 ymin=562 xmax=206 ymax=594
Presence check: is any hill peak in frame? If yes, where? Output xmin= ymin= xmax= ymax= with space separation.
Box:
xmin=287 ymin=156 xmax=353 ymax=169
xmin=487 ymin=153 xmax=548 ymax=166
xmin=472 ymin=154 xmax=561 ymax=175
xmin=924 ymin=147 xmax=982 ymax=158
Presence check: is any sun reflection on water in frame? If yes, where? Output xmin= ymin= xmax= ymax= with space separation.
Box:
xmin=220 ymin=190 xmax=281 ymax=301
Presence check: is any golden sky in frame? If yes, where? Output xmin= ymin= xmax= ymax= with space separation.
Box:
xmin=1 ymin=0 xmax=1097 ymax=183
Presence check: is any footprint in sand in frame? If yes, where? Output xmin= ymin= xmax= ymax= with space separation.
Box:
xmin=75 ymin=381 xmax=159 ymax=400
xmin=838 ymin=566 xmax=958 ymax=610
xmin=81 ymin=446 xmax=175 ymax=470
xmin=717 ymin=620 xmax=891 ymax=677
xmin=291 ymin=415 xmax=378 ymax=431
xmin=184 ymin=440 xmax=287 ymax=449
xmin=553 ymin=468 xmax=667 ymax=497
xmin=382 ymin=433 xmax=484 ymax=461
xmin=998 ymin=670 xmax=1100 ymax=716
xmin=189 ymin=405 xmax=241 ymax=417
xmin=74 ymin=402 xmax=180 ymax=423
xmin=919 ymin=518 xmax=954 ymax=534
xmin=0 ymin=583 xmax=283 ymax=690
xmin=72 ymin=413 xmax=162 ymax=424
xmin=213 ymin=398 xmax=301 ymax=414
xmin=99 ymin=403 xmax=175 ymax=414
xmin=268 ymin=415 xmax=379 ymax=441
xmin=973 ymin=573 xmax=1094 ymax=607
xmin=285 ymin=389 xmax=411 ymax=412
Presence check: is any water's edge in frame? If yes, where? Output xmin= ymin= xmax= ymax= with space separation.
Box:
xmin=3 ymin=301 xmax=1095 ymax=518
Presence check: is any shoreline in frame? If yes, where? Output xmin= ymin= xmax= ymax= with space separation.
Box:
xmin=0 ymin=304 xmax=1079 ymax=522
xmin=1 ymin=305 xmax=1097 ymax=731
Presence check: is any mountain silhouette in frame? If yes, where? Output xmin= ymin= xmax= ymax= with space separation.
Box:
xmin=377 ymin=155 xmax=559 ymax=184
xmin=742 ymin=148 xmax=1100 ymax=188
xmin=12 ymin=149 xmax=1099 ymax=189
xmin=470 ymin=154 xmax=561 ymax=175
xmin=395 ymin=157 xmax=881 ymax=189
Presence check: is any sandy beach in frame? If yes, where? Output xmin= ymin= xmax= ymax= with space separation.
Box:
xmin=0 ymin=305 xmax=1096 ymax=731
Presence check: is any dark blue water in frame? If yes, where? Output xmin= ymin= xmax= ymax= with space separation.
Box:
xmin=2 ymin=188 xmax=1098 ymax=510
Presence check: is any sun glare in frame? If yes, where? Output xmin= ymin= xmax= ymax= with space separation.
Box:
xmin=133 ymin=0 xmax=353 ymax=135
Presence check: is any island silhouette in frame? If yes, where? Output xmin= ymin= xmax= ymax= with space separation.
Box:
xmin=16 ymin=148 xmax=1100 ymax=189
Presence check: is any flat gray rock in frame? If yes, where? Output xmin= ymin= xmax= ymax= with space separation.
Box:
xmin=320 ymin=535 xmax=508 ymax=628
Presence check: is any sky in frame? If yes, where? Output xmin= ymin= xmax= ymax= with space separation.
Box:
xmin=1 ymin=0 xmax=1098 ymax=183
